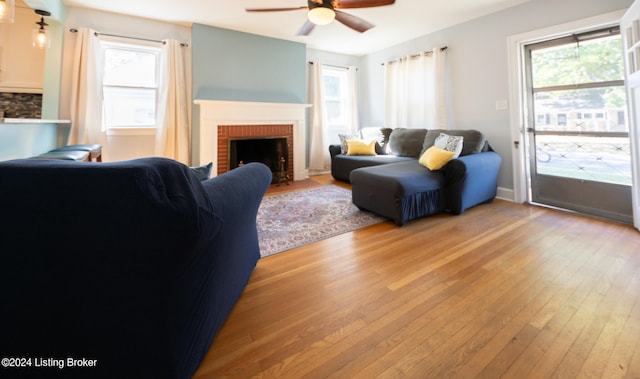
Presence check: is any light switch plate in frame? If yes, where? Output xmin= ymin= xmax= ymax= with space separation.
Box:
xmin=496 ymin=100 xmax=508 ymax=110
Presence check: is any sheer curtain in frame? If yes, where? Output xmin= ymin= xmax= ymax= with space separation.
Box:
xmin=385 ymin=47 xmax=448 ymax=129
xmin=68 ymin=27 xmax=106 ymax=151
xmin=308 ymin=61 xmax=330 ymax=172
xmin=346 ymin=66 xmax=360 ymax=134
xmin=308 ymin=63 xmax=360 ymax=172
xmin=155 ymin=40 xmax=192 ymax=165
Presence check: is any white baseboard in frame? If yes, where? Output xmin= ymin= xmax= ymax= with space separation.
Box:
xmin=496 ymin=187 xmax=515 ymax=202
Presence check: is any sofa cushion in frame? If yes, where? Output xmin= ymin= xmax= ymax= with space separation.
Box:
xmin=387 ymin=128 xmax=428 ymax=158
xmin=419 ymin=146 xmax=456 ymax=170
xmin=338 ymin=133 xmax=360 ymax=154
xmin=346 ymin=139 xmax=377 ymax=156
xmin=435 ymin=133 xmax=464 ymax=158
xmin=422 ymin=129 xmax=486 ymax=157
xmin=380 ymin=128 xmax=393 ymax=153
xmin=190 ymin=162 xmax=213 ymax=181
xmin=350 ymin=161 xmax=446 ymax=225
xmin=360 ymin=127 xmax=389 ymax=155
xmin=331 ymin=154 xmax=414 ymax=182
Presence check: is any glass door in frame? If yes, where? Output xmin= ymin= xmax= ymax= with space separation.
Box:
xmin=525 ymin=27 xmax=633 ymax=224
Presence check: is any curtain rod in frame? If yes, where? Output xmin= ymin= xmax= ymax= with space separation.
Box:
xmin=308 ymin=62 xmax=357 ymax=71
xmin=69 ymin=28 xmax=189 ymax=47
xmin=382 ymin=46 xmax=448 ymax=65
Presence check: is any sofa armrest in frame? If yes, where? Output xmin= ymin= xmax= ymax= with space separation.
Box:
xmin=184 ymin=162 xmax=271 ymax=370
xmin=202 ymin=162 xmax=271 ymax=215
xmin=199 ymin=161 xmax=271 ymax=272
xmin=329 ymin=144 xmax=342 ymax=158
xmin=444 ymin=151 xmax=501 ymax=214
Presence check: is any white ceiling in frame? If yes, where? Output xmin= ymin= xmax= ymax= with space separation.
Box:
xmin=62 ymin=0 xmax=531 ymax=55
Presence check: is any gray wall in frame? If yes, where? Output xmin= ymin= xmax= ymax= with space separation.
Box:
xmin=359 ymin=0 xmax=634 ymax=191
xmin=192 ymin=24 xmax=307 ymax=103
xmin=191 ymin=24 xmax=307 ymax=164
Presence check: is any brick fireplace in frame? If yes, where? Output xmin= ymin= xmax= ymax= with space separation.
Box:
xmin=195 ymin=100 xmax=310 ymax=181
xmin=218 ymin=124 xmax=293 ymax=180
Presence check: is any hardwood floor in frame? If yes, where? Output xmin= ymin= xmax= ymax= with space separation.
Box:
xmin=193 ymin=174 xmax=640 ymax=378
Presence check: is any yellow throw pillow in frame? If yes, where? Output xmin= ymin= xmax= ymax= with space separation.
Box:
xmin=346 ymin=139 xmax=377 ymax=156
xmin=419 ymin=146 xmax=456 ymax=170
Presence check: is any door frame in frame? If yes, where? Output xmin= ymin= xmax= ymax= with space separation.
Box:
xmin=621 ymin=0 xmax=640 ymax=232
xmin=507 ymin=10 xmax=628 ymax=204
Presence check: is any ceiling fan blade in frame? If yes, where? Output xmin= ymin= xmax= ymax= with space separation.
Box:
xmin=297 ymin=20 xmax=316 ymax=36
xmin=245 ymin=6 xmax=308 ymax=12
xmin=334 ymin=10 xmax=374 ymax=33
xmin=334 ymin=0 xmax=395 ymax=9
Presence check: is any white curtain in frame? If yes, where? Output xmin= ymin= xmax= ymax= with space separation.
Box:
xmin=308 ymin=61 xmax=330 ymax=172
xmin=346 ymin=66 xmax=359 ymax=134
xmin=385 ymin=48 xmax=448 ymax=129
xmin=68 ymin=27 xmax=106 ymax=151
xmin=155 ymin=40 xmax=192 ymax=165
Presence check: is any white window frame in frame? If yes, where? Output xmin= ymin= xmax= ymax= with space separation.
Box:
xmin=321 ymin=66 xmax=352 ymax=143
xmin=99 ymin=38 xmax=161 ymax=136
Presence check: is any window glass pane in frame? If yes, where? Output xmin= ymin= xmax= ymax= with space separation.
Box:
xmin=535 ymin=134 xmax=631 ymax=185
xmin=104 ymin=48 xmax=157 ymax=87
xmin=323 ymin=74 xmax=341 ymax=98
xmin=325 ymin=100 xmax=343 ymax=124
xmin=531 ymin=35 xmax=624 ymax=88
xmin=534 ymin=86 xmax=628 ymax=132
xmin=322 ymin=67 xmax=350 ymax=138
xmin=104 ymin=87 xmax=156 ymax=128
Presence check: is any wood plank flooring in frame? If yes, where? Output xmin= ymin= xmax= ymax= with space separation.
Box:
xmin=193 ymin=174 xmax=640 ymax=378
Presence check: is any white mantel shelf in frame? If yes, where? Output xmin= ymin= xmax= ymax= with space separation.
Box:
xmin=194 ymin=100 xmax=311 ymax=181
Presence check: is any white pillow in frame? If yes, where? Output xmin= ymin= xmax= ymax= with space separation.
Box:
xmin=435 ymin=133 xmax=464 ymax=158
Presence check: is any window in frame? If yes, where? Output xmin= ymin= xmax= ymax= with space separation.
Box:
xmin=529 ymin=32 xmax=627 ymax=134
xmin=321 ymin=66 xmax=352 ymax=144
xmin=101 ymin=40 xmax=161 ymax=130
xmin=558 ymin=113 xmax=567 ymax=126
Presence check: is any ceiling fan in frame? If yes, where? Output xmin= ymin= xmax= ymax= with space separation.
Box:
xmin=246 ymin=0 xmax=395 ymax=36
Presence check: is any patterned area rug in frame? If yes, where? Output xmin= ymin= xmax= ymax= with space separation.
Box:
xmin=257 ymin=185 xmax=386 ymax=257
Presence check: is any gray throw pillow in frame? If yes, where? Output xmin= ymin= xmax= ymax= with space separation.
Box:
xmin=379 ymin=128 xmax=393 ymax=154
xmin=387 ymin=128 xmax=428 ymax=158
xmin=190 ymin=162 xmax=213 ymax=181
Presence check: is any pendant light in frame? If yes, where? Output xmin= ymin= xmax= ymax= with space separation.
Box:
xmin=0 ymin=0 xmax=15 ymax=23
xmin=32 ymin=9 xmax=51 ymax=49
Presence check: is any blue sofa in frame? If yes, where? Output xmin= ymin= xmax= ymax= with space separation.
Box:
xmin=0 ymin=158 xmax=271 ymax=378
xmin=330 ymin=128 xmax=501 ymax=225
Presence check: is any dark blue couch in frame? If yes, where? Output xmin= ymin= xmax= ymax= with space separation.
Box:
xmin=330 ymin=128 xmax=502 ymax=225
xmin=0 ymin=158 xmax=271 ymax=378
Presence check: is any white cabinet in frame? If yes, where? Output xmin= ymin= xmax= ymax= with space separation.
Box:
xmin=0 ymin=6 xmax=45 ymax=93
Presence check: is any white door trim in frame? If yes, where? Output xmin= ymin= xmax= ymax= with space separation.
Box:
xmin=507 ymin=10 xmax=628 ymax=204
xmin=621 ymin=1 xmax=640 ymax=231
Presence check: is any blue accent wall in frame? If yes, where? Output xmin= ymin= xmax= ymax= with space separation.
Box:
xmin=192 ymin=24 xmax=307 ymax=103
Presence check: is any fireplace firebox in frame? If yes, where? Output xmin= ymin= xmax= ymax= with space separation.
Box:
xmin=229 ymin=136 xmax=289 ymax=183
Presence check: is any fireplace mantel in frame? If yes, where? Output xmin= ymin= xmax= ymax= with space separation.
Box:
xmin=195 ymin=100 xmax=310 ymax=181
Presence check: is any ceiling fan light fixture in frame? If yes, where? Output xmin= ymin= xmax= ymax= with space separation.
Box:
xmin=307 ymin=6 xmax=335 ymax=25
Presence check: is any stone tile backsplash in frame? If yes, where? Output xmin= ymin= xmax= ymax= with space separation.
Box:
xmin=0 ymin=93 xmax=42 ymax=119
